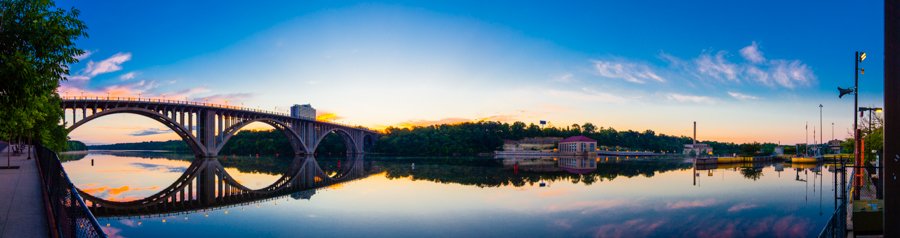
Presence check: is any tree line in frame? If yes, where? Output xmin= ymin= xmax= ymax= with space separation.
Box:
xmin=79 ymin=121 xmax=788 ymax=157
xmin=373 ymin=121 xmax=769 ymax=156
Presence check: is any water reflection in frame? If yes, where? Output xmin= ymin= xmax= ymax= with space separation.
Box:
xmin=61 ymin=152 xmax=373 ymax=217
xmin=60 ymin=152 xmax=837 ymax=237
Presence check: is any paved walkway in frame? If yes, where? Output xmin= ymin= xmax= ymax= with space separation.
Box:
xmin=0 ymin=145 xmax=49 ymax=238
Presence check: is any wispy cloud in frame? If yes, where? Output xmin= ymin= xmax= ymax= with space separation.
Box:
xmin=667 ymin=93 xmax=715 ymax=104
xmin=119 ymin=72 xmax=137 ymax=80
xmin=655 ymin=43 xmax=815 ymax=90
xmin=129 ymin=128 xmax=171 ymax=136
xmin=552 ymin=73 xmax=575 ymax=83
xmin=193 ymin=92 xmax=253 ymax=104
xmin=727 ymin=91 xmax=759 ymax=100
xmin=770 ymin=59 xmax=815 ymax=89
xmin=740 ymin=41 xmax=766 ymax=63
xmin=66 ymin=75 xmax=91 ymax=82
xmin=695 ymin=51 xmax=739 ymax=82
xmin=665 ymin=198 xmax=718 ymax=209
xmin=84 ymin=52 xmax=132 ymax=77
xmin=592 ymin=59 xmax=665 ymax=84
xmin=727 ymin=202 xmax=761 ymax=212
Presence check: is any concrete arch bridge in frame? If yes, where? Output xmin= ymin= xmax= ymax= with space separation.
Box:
xmin=62 ymin=97 xmax=380 ymax=157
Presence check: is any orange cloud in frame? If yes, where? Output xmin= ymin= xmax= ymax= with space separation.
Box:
xmin=316 ymin=112 xmax=343 ymax=122
xmin=371 ymin=114 xmax=521 ymax=132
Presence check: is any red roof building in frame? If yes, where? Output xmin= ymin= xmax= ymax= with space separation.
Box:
xmin=559 ymin=135 xmax=596 ymax=143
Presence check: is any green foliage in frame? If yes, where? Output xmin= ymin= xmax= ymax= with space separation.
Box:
xmin=63 ymin=140 xmax=86 ymax=151
xmin=841 ymin=138 xmax=854 ymax=154
xmin=740 ymin=168 xmax=763 ymax=180
xmin=864 ymin=127 xmax=883 ymax=162
xmin=316 ymin=132 xmax=348 ymax=155
xmin=738 ymin=142 xmax=763 ymax=156
xmin=0 ymin=0 xmax=87 ymax=150
xmin=218 ymin=130 xmax=294 ymax=156
xmin=373 ymin=121 xmax=760 ymax=156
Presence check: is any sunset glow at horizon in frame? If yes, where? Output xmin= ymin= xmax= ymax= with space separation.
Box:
xmin=59 ymin=1 xmax=884 ymax=145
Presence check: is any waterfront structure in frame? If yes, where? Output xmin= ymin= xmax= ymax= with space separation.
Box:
xmin=683 ymin=144 xmax=713 ymax=156
xmin=502 ymin=137 xmax=561 ymax=151
xmin=683 ymin=122 xmax=713 ymax=156
xmin=558 ymin=136 xmax=597 ymax=156
xmin=61 ymin=97 xmax=379 ymax=157
xmin=828 ymin=139 xmax=842 ymax=153
xmin=290 ymin=104 xmax=316 ymax=120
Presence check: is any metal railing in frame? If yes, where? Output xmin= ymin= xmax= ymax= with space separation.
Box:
xmin=34 ymin=145 xmax=106 ymax=238
xmin=818 ymin=167 xmax=853 ymax=238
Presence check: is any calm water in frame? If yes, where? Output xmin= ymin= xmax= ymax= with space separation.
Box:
xmin=60 ymin=151 xmax=837 ymax=238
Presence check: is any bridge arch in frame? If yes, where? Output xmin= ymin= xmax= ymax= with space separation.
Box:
xmin=314 ymin=128 xmax=359 ymax=155
xmin=216 ymin=118 xmax=309 ymax=155
xmin=67 ymin=107 xmax=208 ymax=156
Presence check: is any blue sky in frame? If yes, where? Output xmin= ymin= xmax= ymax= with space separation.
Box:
xmin=58 ymin=1 xmax=885 ymax=144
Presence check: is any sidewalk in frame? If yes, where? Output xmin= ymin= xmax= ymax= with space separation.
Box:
xmin=0 ymin=145 xmax=49 ymax=238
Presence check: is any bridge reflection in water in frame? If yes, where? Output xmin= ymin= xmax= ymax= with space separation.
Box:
xmin=78 ymin=155 xmax=373 ymax=218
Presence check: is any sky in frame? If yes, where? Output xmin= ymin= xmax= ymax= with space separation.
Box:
xmin=57 ymin=1 xmax=885 ymax=145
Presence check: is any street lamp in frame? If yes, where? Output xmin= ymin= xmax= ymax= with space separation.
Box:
xmin=859 ymin=107 xmax=883 ymax=134
xmin=837 ymin=51 xmax=866 ymax=200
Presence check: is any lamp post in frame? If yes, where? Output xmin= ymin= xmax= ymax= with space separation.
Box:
xmin=838 ymin=51 xmax=866 ymax=205
xmin=859 ymin=107 xmax=883 ymax=134
xmin=820 ymin=104 xmax=823 ymax=155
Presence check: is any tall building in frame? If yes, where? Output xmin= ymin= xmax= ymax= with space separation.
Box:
xmin=290 ymin=104 xmax=316 ymax=119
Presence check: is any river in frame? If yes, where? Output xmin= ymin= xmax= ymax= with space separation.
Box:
xmin=60 ymin=151 xmax=836 ymax=238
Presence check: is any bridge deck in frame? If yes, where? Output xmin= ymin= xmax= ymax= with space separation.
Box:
xmin=0 ymin=144 xmax=49 ymax=238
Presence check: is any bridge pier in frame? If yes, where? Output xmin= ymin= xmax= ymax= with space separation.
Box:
xmin=198 ymin=110 xmax=218 ymax=157
xmin=196 ymin=158 xmax=217 ymax=205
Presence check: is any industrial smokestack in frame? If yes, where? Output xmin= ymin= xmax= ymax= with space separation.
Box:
xmin=693 ymin=121 xmax=697 ymax=145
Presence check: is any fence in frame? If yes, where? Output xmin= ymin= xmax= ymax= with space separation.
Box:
xmin=818 ymin=167 xmax=853 ymax=238
xmin=34 ymin=145 xmax=106 ymax=238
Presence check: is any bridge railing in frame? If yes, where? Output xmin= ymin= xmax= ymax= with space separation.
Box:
xmin=34 ymin=145 xmax=107 ymax=238
xmin=60 ymin=96 xmax=377 ymax=133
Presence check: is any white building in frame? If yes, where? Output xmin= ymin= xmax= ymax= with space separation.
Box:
xmin=683 ymin=144 xmax=713 ymax=156
xmin=290 ymin=104 xmax=316 ymax=119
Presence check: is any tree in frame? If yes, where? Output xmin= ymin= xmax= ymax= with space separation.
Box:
xmin=0 ymin=0 xmax=87 ymax=150
xmin=582 ymin=123 xmax=596 ymax=134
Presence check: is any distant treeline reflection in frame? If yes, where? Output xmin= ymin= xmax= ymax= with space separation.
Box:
xmin=374 ymin=157 xmax=693 ymax=187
